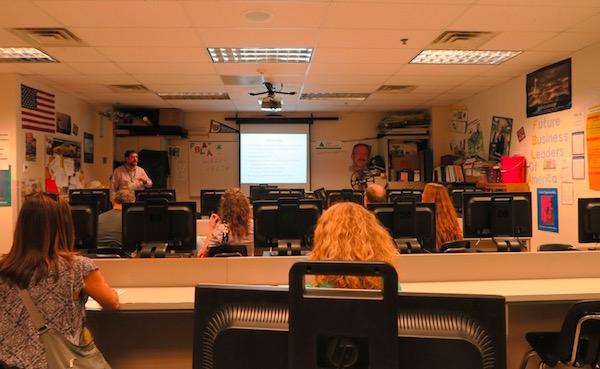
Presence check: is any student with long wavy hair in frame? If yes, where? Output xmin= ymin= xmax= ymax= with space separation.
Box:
xmin=199 ymin=187 xmax=254 ymax=257
xmin=308 ymin=202 xmax=399 ymax=289
xmin=421 ymin=182 xmax=463 ymax=251
xmin=0 ymin=192 xmax=119 ymax=369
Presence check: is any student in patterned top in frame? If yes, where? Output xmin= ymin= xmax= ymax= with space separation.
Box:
xmin=0 ymin=192 xmax=119 ymax=369
xmin=199 ymin=187 xmax=254 ymax=257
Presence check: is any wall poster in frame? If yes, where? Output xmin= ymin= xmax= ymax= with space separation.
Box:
xmin=45 ymin=136 xmax=82 ymax=194
xmin=84 ymin=132 xmax=94 ymax=163
xmin=489 ymin=116 xmax=513 ymax=161
xmin=537 ymin=188 xmax=558 ymax=233
xmin=526 ymin=58 xmax=572 ymax=117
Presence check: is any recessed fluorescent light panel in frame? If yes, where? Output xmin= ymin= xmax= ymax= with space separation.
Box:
xmin=0 ymin=47 xmax=56 ymax=62
xmin=208 ymin=48 xmax=313 ymax=63
xmin=157 ymin=92 xmax=230 ymax=100
xmin=300 ymin=93 xmax=370 ymax=101
xmin=410 ymin=49 xmax=521 ymax=65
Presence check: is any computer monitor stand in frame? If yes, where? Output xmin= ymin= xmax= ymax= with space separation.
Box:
xmin=394 ymin=238 xmax=422 ymax=254
xmin=277 ymin=239 xmax=303 ymax=256
xmin=139 ymin=242 xmax=169 ymax=258
xmin=493 ymin=238 xmax=524 ymax=252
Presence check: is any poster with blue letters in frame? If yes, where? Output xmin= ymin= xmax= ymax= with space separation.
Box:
xmin=537 ymin=188 xmax=558 ymax=232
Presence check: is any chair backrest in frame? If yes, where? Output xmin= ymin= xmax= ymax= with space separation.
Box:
xmin=557 ymin=300 xmax=600 ymax=367
xmin=440 ymin=240 xmax=471 ymax=253
xmin=207 ymin=244 xmax=248 ymax=257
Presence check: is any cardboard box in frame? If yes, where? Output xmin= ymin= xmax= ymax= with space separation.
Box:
xmin=391 ymin=154 xmax=420 ymax=171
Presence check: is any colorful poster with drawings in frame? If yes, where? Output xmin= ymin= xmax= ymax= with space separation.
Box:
xmin=537 ymin=188 xmax=558 ymax=232
xmin=45 ymin=136 xmax=83 ymax=195
xmin=466 ymin=119 xmax=484 ymax=157
xmin=489 ymin=116 xmax=513 ymax=161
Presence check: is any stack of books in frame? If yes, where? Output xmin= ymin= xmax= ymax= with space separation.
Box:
xmin=377 ymin=113 xmax=430 ymax=137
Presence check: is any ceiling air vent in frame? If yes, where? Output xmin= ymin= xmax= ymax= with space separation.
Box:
xmin=107 ymin=85 xmax=151 ymax=93
xmin=375 ymin=85 xmax=417 ymax=94
xmin=430 ymin=31 xmax=498 ymax=49
xmin=10 ymin=28 xmax=85 ymax=46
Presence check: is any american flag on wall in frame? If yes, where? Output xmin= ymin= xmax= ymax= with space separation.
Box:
xmin=21 ymin=84 xmax=56 ymax=133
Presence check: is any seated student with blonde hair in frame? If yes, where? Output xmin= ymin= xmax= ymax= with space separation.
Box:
xmin=199 ymin=187 xmax=254 ymax=257
xmin=308 ymin=202 xmax=399 ymax=289
xmin=421 ymin=182 xmax=463 ymax=251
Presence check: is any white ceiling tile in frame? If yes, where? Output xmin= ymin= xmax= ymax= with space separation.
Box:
xmin=96 ymin=47 xmax=212 ymax=63
xmin=71 ymin=28 xmax=204 ymax=48
xmin=67 ymin=63 xmax=126 ymax=75
xmin=118 ymin=63 xmax=216 ymax=75
xmin=309 ymin=63 xmax=400 ymax=76
xmin=133 ymin=74 xmax=223 ymax=85
xmin=449 ymin=5 xmax=595 ymax=32
xmin=532 ymin=32 xmax=600 ymax=52
xmin=35 ymin=1 xmax=192 ymax=28
xmin=40 ymin=47 xmax=111 ymax=63
xmin=183 ymin=1 xmax=328 ymax=28
xmin=325 ymin=3 xmax=468 ymax=30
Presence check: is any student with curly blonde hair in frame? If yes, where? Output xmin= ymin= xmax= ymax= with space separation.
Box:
xmin=421 ymin=182 xmax=463 ymax=251
xmin=308 ymin=202 xmax=399 ymax=289
xmin=199 ymin=188 xmax=254 ymax=257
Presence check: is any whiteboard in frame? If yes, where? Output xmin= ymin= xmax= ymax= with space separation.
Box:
xmin=188 ymin=140 xmax=239 ymax=196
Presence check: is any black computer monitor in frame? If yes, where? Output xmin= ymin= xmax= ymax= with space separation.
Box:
xmin=326 ymin=189 xmax=364 ymax=207
xmin=121 ymin=199 xmax=197 ymax=256
xmin=578 ymin=198 xmax=600 ymax=243
xmin=192 ymin=285 xmax=507 ymax=369
xmin=200 ymin=189 xmax=225 ymax=217
xmin=252 ymin=198 xmax=322 ymax=255
xmin=462 ymin=192 xmax=532 ymax=239
xmin=70 ymin=201 xmax=99 ymax=252
xmin=250 ymin=184 xmax=277 ymax=202
xmin=135 ymin=188 xmax=176 ymax=202
xmin=449 ymin=187 xmax=484 ymax=215
xmin=265 ymin=188 xmax=305 ymax=200
xmin=387 ymin=190 xmax=422 ymax=203
xmin=69 ymin=189 xmax=111 ymax=214
xmin=368 ymin=201 xmax=436 ymax=252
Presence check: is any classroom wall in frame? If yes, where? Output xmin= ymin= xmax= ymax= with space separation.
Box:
xmin=0 ymin=74 xmax=108 ymax=254
xmin=459 ymin=42 xmax=600 ymax=249
xmin=168 ymin=111 xmax=386 ymax=209
xmin=0 ymin=74 xmax=19 ymax=254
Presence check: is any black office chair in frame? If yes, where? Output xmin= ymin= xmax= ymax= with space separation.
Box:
xmin=519 ymin=300 xmax=600 ymax=369
xmin=207 ymin=244 xmax=248 ymax=257
xmin=538 ymin=243 xmax=578 ymax=251
xmin=440 ymin=240 xmax=472 ymax=253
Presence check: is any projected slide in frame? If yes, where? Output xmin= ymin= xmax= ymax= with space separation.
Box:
xmin=240 ymin=133 xmax=307 ymax=184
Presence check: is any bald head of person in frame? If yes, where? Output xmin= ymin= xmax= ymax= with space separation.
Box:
xmin=364 ymin=183 xmax=386 ymax=206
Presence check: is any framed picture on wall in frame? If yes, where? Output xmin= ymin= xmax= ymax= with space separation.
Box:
xmin=84 ymin=132 xmax=94 ymax=163
xmin=526 ymin=58 xmax=572 ymax=117
xmin=56 ymin=112 xmax=71 ymax=134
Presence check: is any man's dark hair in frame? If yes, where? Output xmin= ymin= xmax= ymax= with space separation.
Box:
xmin=124 ymin=149 xmax=137 ymax=158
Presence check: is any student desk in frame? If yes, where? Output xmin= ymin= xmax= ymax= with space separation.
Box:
xmin=87 ymin=252 xmax=600 ymax=369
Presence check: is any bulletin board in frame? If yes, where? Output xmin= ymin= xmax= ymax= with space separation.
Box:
xmin=188 ymin=140 xmax=239 ymax=196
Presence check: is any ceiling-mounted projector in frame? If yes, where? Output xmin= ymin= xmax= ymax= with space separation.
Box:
xmin=260 ymin=96 xmax=282 ymax=111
